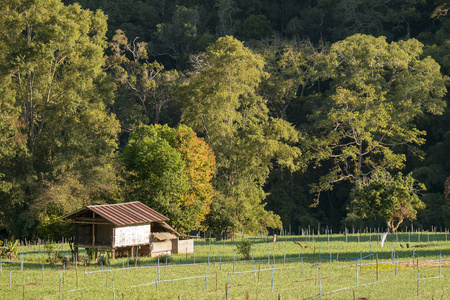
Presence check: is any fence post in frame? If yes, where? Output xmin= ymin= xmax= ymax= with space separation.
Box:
xmin=113 ymin=279 xmax=115 ymax=300
xmin=319 ymin=268 xmax=322 ymax=295
xmin=165 ymin=255 xmax=168 ymax=277
xmin=273 ymin=245 xmax=275 ymax=267
xmin=227 ymin=274 xmax=230 ymax=298
xmin=301 ymin=257 xmax=303 ymax=278
xmin=439 ymin=252 xmax=442 ymax=277
xmin=395 ymin=254 xmax=398 ymax=278
xmin=155 ymin=271 xmax=158 ymax=296
xmin=329 ymin=246 xmax=332 ymax=265
xmin=233 ymin=250 xmax=236 ymax=273
xmin=315 ymin=263 xmax=318 ymax=285
xmin=356 ymin=260 xmax=359 ymax=287
xmin=252 ymin=243 xmax=254 ymax=261
xmin=271 ymin=266 xmax=274 ymax=292
xmin=417 ymin=270 xmax=420 ymax=296
xmin=376 ymin=254 xmax=378 ymax=281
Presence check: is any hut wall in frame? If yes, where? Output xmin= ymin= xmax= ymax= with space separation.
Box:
xmin=75 ymin=225 xmax=92 ymax=244
xmin=95 ymin=224 xmax=113 ymax=246
xmin=172 ymin=239 xmax=194 ymax=254
xmin=114 ymin=224 xmax=150 ymax=247
xmin=150 ymin=240 xmax=172 ymax=257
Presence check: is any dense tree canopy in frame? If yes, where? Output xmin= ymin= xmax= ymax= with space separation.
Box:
xmin=180 ymin=36 xmax=302 ymax=233
xmin=305 ymin=34 xmax=447 ymax=201
xmin=122 ymin=124 xmax=215 ymax=233
xmin=1 ymin=0 xmax=450 ymax=239
xmin=0 ymin=0 xmax=120 ymax=237
xmin=351 ymin=172 xmax=426 ymax=233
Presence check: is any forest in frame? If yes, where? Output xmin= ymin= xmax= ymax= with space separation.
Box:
xmin=1 ymin=0 xmax=449 ymax=239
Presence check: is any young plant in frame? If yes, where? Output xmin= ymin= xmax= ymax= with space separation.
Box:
xmin=236 ymin=240 xmax=252 ymax=260
xmin=6 ymin=240 xmax=18 ymax=260
xmin=44 ymin=242 xmax=61 ymax=266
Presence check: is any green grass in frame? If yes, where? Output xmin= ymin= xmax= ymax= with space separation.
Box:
xmin=1 ymin=232 xmax=450 ymax=299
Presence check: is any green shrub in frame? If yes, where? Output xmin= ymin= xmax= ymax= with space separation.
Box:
xmin=236 ymin=240 xmax=252 ymax=260
xmin=44 ymin=242 xmax=61 ymax=266
xmin=5 ymin=239 xmax=18 ymax=260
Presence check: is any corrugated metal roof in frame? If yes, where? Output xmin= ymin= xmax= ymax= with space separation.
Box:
xmin=152 ymin=232 xmax=177 ymax=240
xmin=86 ymin=202 xmax=169 ymax=226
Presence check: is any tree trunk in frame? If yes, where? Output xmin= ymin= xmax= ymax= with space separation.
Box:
xmin=387 ymin=218 xmax=404 ymax=234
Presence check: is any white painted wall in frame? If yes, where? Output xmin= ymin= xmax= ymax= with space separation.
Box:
xmin=114 ymin=224 xmax=150 ymax=247
xmin=172 ymin=239 xmax=194 ymax=254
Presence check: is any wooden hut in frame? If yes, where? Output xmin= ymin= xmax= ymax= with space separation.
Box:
xmin=60 ymin=201 xmax=179 ymax=260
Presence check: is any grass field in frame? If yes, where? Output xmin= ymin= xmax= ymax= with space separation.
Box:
xmin=1 ymin=232 xmax=450 ymax=299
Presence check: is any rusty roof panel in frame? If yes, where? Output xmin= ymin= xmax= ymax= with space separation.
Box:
xmin=87 ymin=202 xmax=169 ymax=226
xmin=152 ymin=232 xmax=177 ymax=240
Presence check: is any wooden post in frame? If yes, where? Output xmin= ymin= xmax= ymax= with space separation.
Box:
xmin=112 ymin=228 xmax=116 ymax=260
xmin=376 ymin=254 xmax=379 ymax=281
xmin=417 ymin=270 xmax=420 ymax=296
xmin=92 ymin=212 xmax=95 ymax=248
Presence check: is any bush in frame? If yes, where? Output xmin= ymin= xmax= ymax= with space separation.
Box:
xmin=236 ymin=240 xmax=252 ymax=260
xmin=4 ymin=240 xmax=18 ymax=260
xmin=44 ymin=242 xmax=61 ymax=266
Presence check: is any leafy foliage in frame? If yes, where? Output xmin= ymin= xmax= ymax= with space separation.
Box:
xmin=44 ymin=242 xmax=62 ymax=266
xmin=351 ymin=172 xmax=426 ymax=233
xmin=181 ymin=36 xmax=302 ymax=233
xmin=303 ymin=34 xmax=447 ymax=203
xmin=236 ymin=239 xmax=252 ymax=260
xmin=4 ymin=239 xmax=18 ymax=260
xmin=0 ymin=0 xmax=121 ymax=237
xmin=122 ymin=124 xmax=215 ymax=232
xmin=1 ymin=0 xmax=450 ymax=239
xmin=108 ymin=29 xmax=180 ymax=132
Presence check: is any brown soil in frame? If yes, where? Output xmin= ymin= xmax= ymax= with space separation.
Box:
xmin=399 ymin=259 xmax=450 ymax=268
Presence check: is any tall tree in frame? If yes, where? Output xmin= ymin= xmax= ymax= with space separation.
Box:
xmin=302 ymin=34 xmax=447 ymax=204
xmin=351 ymin=172 xmax=426 ymax=233
xmin=0 ymin=0 xmax=120 ymax=237
xmin=154 ymin=5 xmax=200 ymax=62
xmin=180 ymin=36 xmax=302 ymax=234
xmin=122 ymin=124 xmax=216 ymax=233
xmin=108 ymin=30 xmax=180 ymax=137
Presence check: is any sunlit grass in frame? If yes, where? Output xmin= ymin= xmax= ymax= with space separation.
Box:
xmin=1 ymin=232 xmax=450 ymax=299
